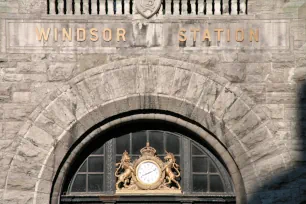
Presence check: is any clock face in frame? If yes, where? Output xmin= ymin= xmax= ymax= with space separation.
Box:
xmin=136 ymin=161 xmax=161 ymax=185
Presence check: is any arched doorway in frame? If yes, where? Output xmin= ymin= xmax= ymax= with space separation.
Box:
xmin=59 ymin=119 xmax=236 ymax=203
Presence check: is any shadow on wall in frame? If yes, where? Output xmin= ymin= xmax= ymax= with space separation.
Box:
xmin=249 ymin=80 xmax=306 ymax=204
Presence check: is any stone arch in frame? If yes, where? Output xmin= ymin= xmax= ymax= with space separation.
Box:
xmin=2 ymin=56 xmax=286 ymax=204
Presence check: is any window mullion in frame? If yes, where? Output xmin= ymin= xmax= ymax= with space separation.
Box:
xmin=182 ymin=136 xmax=191 ymax=193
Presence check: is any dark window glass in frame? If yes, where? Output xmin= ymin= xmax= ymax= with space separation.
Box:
xmin=88 ymin=174 xmax=104 ymax=192
xmin=209 ymin=161 xmax=218 ymax=173
xmin=192 ymin=144 xmax=203 ymax=155
xmin=88 ymin=156 xmax=104 ymax=172
xmin=78 ymin=160 xmax=87 ymax=172
xmin=192 ymin=157 xmax=208 ymax=172
xmin=67 ymin=130 xmax=233 ymax=196
xmin=116 ymin=134 xmax=130 ymax=154
xmin=149 ymin=131 xmax=164 ymax=154
xmin=210 ymin=175 xmax=224 ymax=192
xmin=166 ymin=133 xmax=180 ymax=154
xmin=175 ymin=157 xmax=180 ymax=166
xmin=71 ymin=174 xmax=86 ymax=192
xmin=93 ymin=146 xmax=104 ymax=155
xmin=193 ymin=175 xmax=208 ymax=192
xmin=132 ymin=131 xmax=147 ymax=154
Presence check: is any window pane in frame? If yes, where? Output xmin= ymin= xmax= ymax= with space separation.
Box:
xmin=71 ymin=174 xmax=86 ymax=192
xmin=88 ymin=174 xmax=104 ymax=192
xmin=78 ymin=160 xmax=87 ymax=172
xmin=210 ymin=175 xmax=224 ymax=192
xmin=88 ymin=156 xmax=104 ymax=172
xmin=192 ymin=144 xmax=203 ymax=155
xmin=210 ymin=161 xmax=218 ymax=173
xmin=149 ymin=131 xmax=164 ymax=154
xmin=93 ymin=145 xmax=104 ymax=155
xmin=193 ymin=175 xmax=208 ymax=192
xmin=132 ymin=131 xmax=147 ymax=154
xmin=116 ymin=134 xmax=130 ymax=154
xmin=166 ymin=133 xmax=180 ymax=154
xmin=192 ymin=157 xmax=208 ymax=172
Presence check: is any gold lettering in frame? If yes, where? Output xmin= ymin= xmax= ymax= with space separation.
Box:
xmin=62 ymin=28 xmax=72 ymax=41
xmin=214 ymin=29 xmax=224 ymax=42
xmin=90 ymin=28 xmax=98 ymax=42
xmin=227 ymin=29 xmax=230 ymax=42
xmin=249 ymin=29 xmax=259 ymax=42
xmin=236 ymin=29 xmax=244 ymax=42
xmin=202 ymin=29 xmax=211 ymax=41
xmin=117 ymin=28 xmax=126 ymax=42
xmin=35 ymin=28 xmax=50 ymax=41
xmin=54 ymin=28 xmax=58 ymax=42
xmin=103 ymin=28 xmax=112 ymax=42
xmin=178 ymin=28 xmax=187 ymax=42
xmin=77 ymin=28 xmax=86 ymax=42
xmin=191 ymin=28 xmax=200 ymax=42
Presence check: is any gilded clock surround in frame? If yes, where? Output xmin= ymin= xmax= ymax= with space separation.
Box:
xmin=115 ymin=142 xmax=181 ymax=194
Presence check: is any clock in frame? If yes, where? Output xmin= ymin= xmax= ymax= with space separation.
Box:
xmin=136 ymin=160 xmax=161 ymax=185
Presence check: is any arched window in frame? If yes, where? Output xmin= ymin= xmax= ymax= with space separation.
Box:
xmin=61 ymin=125 xmax=235 ymax=203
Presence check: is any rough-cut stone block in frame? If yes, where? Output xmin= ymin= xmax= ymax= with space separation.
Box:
xmin=222 ymin=63 xmax=246 ymax=82
xmin=272 ymin=53 xmax=295 ymax=63
xmin=3 ymin=104 xmax=33 ymax=121
xmin=223 ymin=99 xmax=250 ymax=128
xmin=17 ymin=62 xmax=47 ymax=73
xmin=171 ymin=69 xmax=192 ymax=98
xmin=12 ymin=92 xmax=30 ymax=103
xmin=48 ymin=63 xmax=75 ymax=81
xmin=266 ymin=93 xmax=297 ymax=104
xmin=185 ymin=73 xmax=207 ymax=104
xmin=211 ymin=88 xmax=237 ymax=120
xmin=293 ymin=67 xmax=306 ymax=81
xmin=24 ymin=125 xmax=55 ymax=150
xmin=2 ymin=190 xmax=34 ymax=204
xmin=156 ymin=66 xmax=176 ymax=95
xmin=296 ymin=53 xmax=306 ymax=68
xmin=240 ymin=125 xmax=271 ymax=150
xmin=238 ymin=52 xmax=272 ymax=63
xmin=231 ymin=111 xmax=261 ymax=138
xmin=240 ymin=83 xmax=266 ymax=103
xmin=6 ymin=172 xmax=37 ymax=191
xmin=137 ymin=65 xmax=157 ymax=93
xmin=43 ymin=92 xmax=77 ymax=129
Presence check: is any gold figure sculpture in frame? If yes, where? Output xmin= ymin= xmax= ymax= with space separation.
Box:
xmin=115 ymin=143 xmax=181 ymax=194
xmin=115 ymin=150 xmax=134 ymax=190
xmin=163 ymin=151 xmax=181 ymax=190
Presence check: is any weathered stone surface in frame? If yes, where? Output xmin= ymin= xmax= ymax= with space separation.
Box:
xmin=231 ymin=111 xmax=261 ymax=138
xmin=222 ymin=63 xmax=246 ymax=82
xmin=156 ymin=66 xmax=176 ymax=95
xmin=171 ymin=69 xmax=192 ymax=98
xmin=238 ymin=52 xmax=272 ymax=63
xmin=47 ymin=63 xmax=75 ymax=81
xmin=3 ymin=104 xmax=33 ymax=121
xmin=24 ymin=125 xmax=55 ymax=150
xmin=185 ymin=73 xmax=207 ymax=104
xmin=17 ymin=62 xmax=47 ymax=73
xmin=293 ymin=67 xmax=306 ymax=81
xmin=223 ymin=99 xmax=250 ymax=128
xmin=211 ymin=88 xmax=237 ymax=120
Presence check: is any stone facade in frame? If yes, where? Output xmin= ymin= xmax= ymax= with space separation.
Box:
xmin=0 ymin=0 xmax=306 ymax=203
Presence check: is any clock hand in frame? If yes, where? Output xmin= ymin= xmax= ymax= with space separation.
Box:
xmin=141 ymin=169 xmax=157 ymax=178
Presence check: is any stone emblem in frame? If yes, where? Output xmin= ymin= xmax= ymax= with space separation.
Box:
xmin=136 ymin=0 xmax=162 ymax=19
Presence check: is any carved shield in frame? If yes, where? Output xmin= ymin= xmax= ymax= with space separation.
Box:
xmin=136 ymin=0 xmax=162 ymax=19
